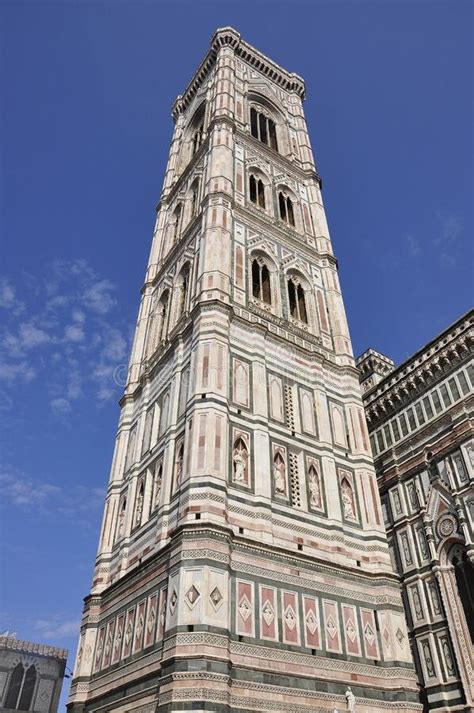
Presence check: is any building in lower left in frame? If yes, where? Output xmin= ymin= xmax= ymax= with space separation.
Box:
xmin=0 ymin=635 xmax=67 ymax=713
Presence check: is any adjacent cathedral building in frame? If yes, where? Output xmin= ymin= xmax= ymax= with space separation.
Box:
xmin=357 ymin=311 xmax=474 ymax=712
xmin=67 ymin=27 xmax=472 ymax=713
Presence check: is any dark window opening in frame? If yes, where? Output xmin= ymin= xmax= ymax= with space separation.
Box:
xmin=251 ymin=259 xmax=271 ymax=305
xmin=278 ymin=192 xmax=295 ymax=227
xmin=250 ymin=107 xmax=278 ymax=151
xmin=288 ymin=278 xmax=308 ymax=324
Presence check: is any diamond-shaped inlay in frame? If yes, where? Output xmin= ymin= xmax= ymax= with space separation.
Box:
xmin=147 ymin=606 xmax=156 ymax=633
xmin=262 ymin=600 xmax=275 ymax=626
xmin=169 ymin=589 xmax=178 ymax=614
xmin=185 ymin=584 xmax=201 ymax=609
xmin=209 ymin=586 xmax=223 ymax=611
xmin=383 ymin=627 xmax=390 ymax=644
xmin=326 ymin=615 xmax=337 ymax=640
xmin=284 ymin=604 xmax=297 ymax=631
xmin=364 ymin=622 xmax=375 ymax=646
xmin=305 ymin=609 xmax=318 ymax=635
xmin=238 ymin=594 xmax=252 ymax=622
xmin=345 ymin=618 xmax=357 ymax=643
xmin=396 ymin=627 xmax=405 ymax=645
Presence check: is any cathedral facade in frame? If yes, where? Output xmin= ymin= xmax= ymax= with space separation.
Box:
xmin=68 ymin=28 xmax=422 ymax=713
xmin=358 ymin=312 xmax=474 ymax=712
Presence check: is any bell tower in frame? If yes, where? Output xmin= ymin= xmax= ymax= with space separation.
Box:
xmin=68 ymin=28 xmax=422 ymax=713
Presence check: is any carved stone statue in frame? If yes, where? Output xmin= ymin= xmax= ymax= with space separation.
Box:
xmin=273 ymin=461 xmax=285 ymax=494
xmin=117 ymin=507 xmax=125 ymax=538
xmin=345 ymin=686 xmax=355 ymax=711
xmin=233 ymin=450 xmax=246 ymax=482
xmin=135 ymin=488 xmax=144 ymax=526
xmin=308 ymin=469 xmax=321 ymax=507
xmin=341 ymin=481 xmax=355 ymax=519
xmin=154 ymin=472 xmax=162 ymax=507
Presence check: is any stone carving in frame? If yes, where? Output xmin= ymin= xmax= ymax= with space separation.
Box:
xmin=185 ymin=584 xmax=200 ymax=608
xmin=147 ymin=606 xmax=156 ymax=634
xmin=345 ymin=686 xmax=355 ymax=711
xmin=117 ymin=502 xmax=126 ymax=539
xmin=232 ymin=438 xmax=249 ymax=484
xmin=209 ymin=586 xmax=223 ymax=611
xmin=284 ymin=604 xmax=297 ymax=631
xmin=153 ymin=468 xmax=162 ymax=508
xmin=134 ymin=485 xmax=144 ymax=527
xmin=273 ymin=452 xmax=286 ymax=495
xmin=441 ymin=637 xmax=455 ymax=676
xmin=238 ymin=594 xmax=252 ymax=622
xmin=421 ymin=640 xmax=435 ymax=677
xmin=262 ymin=601 xmax=275 ymax=626
xmin=437 ymin=514 xmax=456 ymax=539
xmin=308 ymin=465 xmax=322 ymax=508
xmin=341 ymin=477 xmax=356 ymax=520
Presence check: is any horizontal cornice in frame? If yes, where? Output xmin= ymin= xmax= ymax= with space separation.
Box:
xmin=172 ymin=27 xmax=306 ymax=120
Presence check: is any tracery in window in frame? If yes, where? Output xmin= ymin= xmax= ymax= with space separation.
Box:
xmin=249 ymin=174 xmax=265 ymax=208
xmin=250 ymin=107 xmax=278 ymax=151
xmin=287 ymin=276 xmax=308 ymax=323
xmin=18 ymin=665 xmax=36 ymax=711
xmin=251 ymin=258 xmax=271 ymax=305
xmin=4 ymin=662 xmax=24 ymax=710
xmin=278 ymin=192 xmax=295 ymax=226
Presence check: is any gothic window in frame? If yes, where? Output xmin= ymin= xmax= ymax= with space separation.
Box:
xmin=287 ymin=277 xmax=308 ymax=323
xmin=250 ymin=107 xmax=278 ymax=151
xmin=278 ymin=192 xmax=295 ymax=226
xmin=17 ymin=665 xmax=36 ymax=711
xmin=232 ymin=436 xmax=249 ymax=485
xmin=249 ymin=174 xmax=265 ymax=208
xmin=4 ymin=662 xmax=24 ymax=709
xmin=251 ymin=259 xmax=271 ymax=305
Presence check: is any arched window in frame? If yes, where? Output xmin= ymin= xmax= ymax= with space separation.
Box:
xmin=450 ymin=546 xmax=474 ymax=642
xmin=5 ymin=662 xmax=24 ymax=709
xmin=287 ymin=277 xmax=308 ymax=323
xmin=251 ymin=259 xmax=271 ymax=305
xmin=249 ymin=174 xmax=265 ymax=208
xmin=250 ymin=107 xmax=278 ymax=151
xmin=18 ymin=665 xmax=36 ymax=711
xmin=172 ymin=204 xmax=182 ymax=245
xmin=278 ymin=192 xmax=295 ymax=227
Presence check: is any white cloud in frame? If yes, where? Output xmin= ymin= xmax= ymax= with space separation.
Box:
xmin=18 ymin=323 xmax=51 ymax=349
xmin=50 ymin=397 xmax=71 ymax=414
xmin=64 ymin=324 xmax=85 ymax=343
xmin=82 ymin=279 xmax=117 ymax=314
xmin=0 ymin=262 xmax=131 ymax=410
xmin=0 ymin=472 xmax=60 ymax=506
xmin=34 ymin=618 xmax=80 ymax=640
xmin=0 ymin=279 xmax=25 ymax=314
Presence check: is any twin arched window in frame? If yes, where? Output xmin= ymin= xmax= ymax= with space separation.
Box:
xmin=278 ymin=192 xmax=295 ymax=227
xmin=249 ymin=174 xmax=265 ymax=209
xmin=287 ymin=276 xmax=308 ymax=323
xmin=250 ymin=107 xmax=278 ymax=151
xmin=4 ymin=663 xmax=37 ymax=710
xmin=251 ymin=259 xmax=271 ymax=305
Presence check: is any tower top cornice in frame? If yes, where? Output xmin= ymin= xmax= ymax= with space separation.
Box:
xmin=172 ymin=26 xmax=306 ymax=120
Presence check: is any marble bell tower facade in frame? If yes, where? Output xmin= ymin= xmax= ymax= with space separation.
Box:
xmin=68 ymin=28 xmax=422 ymax=713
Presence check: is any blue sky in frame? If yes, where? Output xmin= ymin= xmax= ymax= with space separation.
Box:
xmin=0 ymin=0 xmax=472 ymax=707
